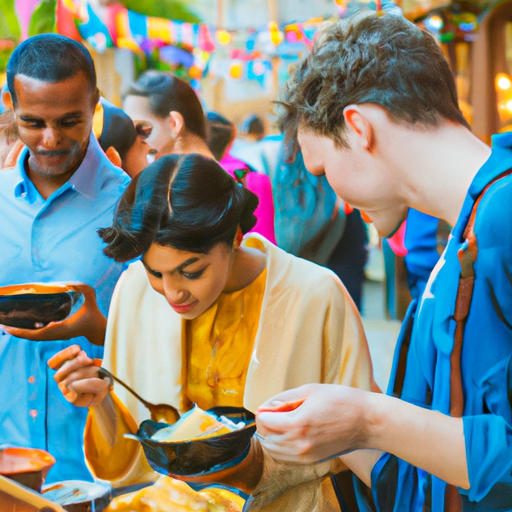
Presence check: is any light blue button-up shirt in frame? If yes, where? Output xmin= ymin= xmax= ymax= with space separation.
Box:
xmin=0 ymin=134 xmax=129 ymax=483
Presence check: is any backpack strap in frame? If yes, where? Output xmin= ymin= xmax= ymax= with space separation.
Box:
xmin=450 ymin=169 xmax=512 ymax=417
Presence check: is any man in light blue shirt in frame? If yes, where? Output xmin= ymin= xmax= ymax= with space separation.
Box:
xmin=0 ymin=34 xmax=129 ymax=482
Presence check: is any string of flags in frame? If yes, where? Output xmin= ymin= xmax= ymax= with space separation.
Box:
xmin=54 ymin=0 xmax=329 ymax=86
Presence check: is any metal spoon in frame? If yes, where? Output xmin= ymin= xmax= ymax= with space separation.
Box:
xmin=98 ymin=367 xmax=180 ymax=425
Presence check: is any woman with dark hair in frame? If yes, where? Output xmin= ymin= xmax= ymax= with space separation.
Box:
xmin=94 ymin=98 xmax=152 ymax=178
xmin=50 ymin=153 xmax=374 ymax=511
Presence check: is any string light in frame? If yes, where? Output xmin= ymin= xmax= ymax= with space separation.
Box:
xmin=496 ymin=73 xmax=512 ymax=91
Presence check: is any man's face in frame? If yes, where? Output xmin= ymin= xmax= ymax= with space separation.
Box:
xmin=123 ymin=95 xmax=171 ymax=154
xmin=298 ymin=128 xmax=407 ymax=237
xmin=11 ymin=72 xmax=98 ymax=179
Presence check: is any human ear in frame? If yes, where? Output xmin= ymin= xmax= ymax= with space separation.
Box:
xmin=91 ymin=88 xmax=100 ymax=108
xmin=105 ymin=146 xmax=122 ymax=168
xmin=168 ymin=111 xmax=185 ymax=137
xmin=343 ymin=105 xmax=375 ymax=152
xmin=2 ymin=90 xmax=13 ymax=110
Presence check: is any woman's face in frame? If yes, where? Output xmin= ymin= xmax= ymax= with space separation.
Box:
xmin=123 ymin=95 xmax=171 ymax=153
xmin=122 ymin=136 xmax=152 ymax=178
xmin=142 ymin=242 xmax=234 ymax=320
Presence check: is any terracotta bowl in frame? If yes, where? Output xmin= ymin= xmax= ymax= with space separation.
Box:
xmin=129 ymin=407 xmax=256 ymax=477
xmin=0 ymin=447 xmax=56 ymax=493
xmin=0 ymin=284 xmax=83 ymax=329
xmin=42 ymin=480 xmax=112 ymax=512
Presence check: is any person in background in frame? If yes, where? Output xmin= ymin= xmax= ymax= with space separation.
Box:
xmin=206 ymin=111 xmax=276 ymax=244
xmin=0 ymin=109 xmax=19 ymax=169
xmin=240 ymin=114 xmax=265 ymax=143
xmin=94 ymin=98 xmax=152 ymax=179
xmin=0 ymin=34 xmax=129 ymax=483
xmin=122 ymin=71 xmax=210 ymax=159
xmin=272 ymin=135 xmax=368 ymax=310
xmin=230 ymin=113 xmax=266 ymax=159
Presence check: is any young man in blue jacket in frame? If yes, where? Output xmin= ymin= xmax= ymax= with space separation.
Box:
xmin=257 ymin=12 xmax=512 ymax=512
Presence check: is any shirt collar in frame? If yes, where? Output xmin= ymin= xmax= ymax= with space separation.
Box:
xmin=468 ymin=132 xmax=512 ymax=199
xmin=13 ymin=147 xmax=31 ymax=200
xmin=67 ymin=134 xmax=104 ymax=200
xmin=453 ymin=132 xmax=512 ymax=239
xmin=12 ymin=133 xmax=105 ymax=202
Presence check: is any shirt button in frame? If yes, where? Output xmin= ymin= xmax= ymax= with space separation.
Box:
xmin=21 ymin=192 xmax=27 ymax=198
xmin=28 ymin=376 xmax=35 ymax=384
xmin=29 ymin=409 xmax=38 ymax=420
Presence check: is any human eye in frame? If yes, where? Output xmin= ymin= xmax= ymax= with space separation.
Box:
xmin=22 ymin=118 xmax=44 ymax=128
xmin=181 ymin=268 xmax=206 ymax=280
xmin=142 ymin=261 xmax=162 ymax=278
xmin=61 ymin=118 xmax=81 ymax=127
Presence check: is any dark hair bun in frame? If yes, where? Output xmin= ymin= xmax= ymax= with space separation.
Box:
xmin=239 ymin=187 xmax=258 ymax=235
xmin=99 ymin=154 xmax=259 ymax=262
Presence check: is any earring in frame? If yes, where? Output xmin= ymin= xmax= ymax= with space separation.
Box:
xmin=236 ymin=227 xmax=243 ymax=247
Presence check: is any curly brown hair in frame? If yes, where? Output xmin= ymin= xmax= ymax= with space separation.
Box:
xmin=278 ymin=13 xmax=468 ymax=148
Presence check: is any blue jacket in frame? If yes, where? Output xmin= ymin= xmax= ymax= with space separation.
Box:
xmin=358 ymin=132 xmax=512 ymax=511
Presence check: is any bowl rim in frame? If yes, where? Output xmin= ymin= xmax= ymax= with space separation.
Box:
xmin=137 ymin=420 xmax=256 ymax=446
xmin=0 ymin=447 xmax=56 ymax=476
xmin=0 ymin=283 xmax=77 ymax=296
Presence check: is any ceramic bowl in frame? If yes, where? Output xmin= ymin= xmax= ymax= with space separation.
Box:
xmin=0 ymin=447 xmax=56 ymax=493
xmin=129 ymin=407 xmax=256 ymax=477
xmin=42 ymin=480 xmax=112 ymax=512
xmin=0 ymin=284 xmax=84 ymax=329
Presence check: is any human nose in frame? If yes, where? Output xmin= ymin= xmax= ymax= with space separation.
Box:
xmin=162 ymin=275 xmax=189 ymax=304
xmin=41 ymin=127 xmax=61 ymax=150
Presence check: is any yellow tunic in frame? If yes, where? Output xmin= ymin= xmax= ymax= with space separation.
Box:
xmin=184 ymin=269 xmax=267 ymax=411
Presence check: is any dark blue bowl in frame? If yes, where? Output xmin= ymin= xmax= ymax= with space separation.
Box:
xmin=0 ymin=289 xmax=83 ymax=329
xmin=128 ymin=407 xmax=256 ymax=477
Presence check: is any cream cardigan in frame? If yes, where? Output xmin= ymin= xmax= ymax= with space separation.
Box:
xmin=102 ymin=234 xmax=374 ymax=419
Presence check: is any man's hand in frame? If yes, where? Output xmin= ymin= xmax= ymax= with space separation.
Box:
xmin=256 ymin=384 xmax=372 ymax=464
xmin=1 ymin=283 xmax=107 ymax=346
xmin=48 ymin=345 xmax=110 ymax=407
xmin=256 ymin=383 xmax=470 ymax=490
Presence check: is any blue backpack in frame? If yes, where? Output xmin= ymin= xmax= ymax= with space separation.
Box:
xmin=274 ymin=142 xmax=345 ymax=264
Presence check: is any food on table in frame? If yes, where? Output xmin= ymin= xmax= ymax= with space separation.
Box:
xmin=105 ymin=475 xmax=244 ymax=512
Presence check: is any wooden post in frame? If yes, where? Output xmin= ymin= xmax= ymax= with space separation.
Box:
xmin=217 ymin=0 xmax=223 ymax=28
xmin=267 ymin=0 xmax=280 ymax=101
xmin=267 ymin=0 xmax=277 ymax=24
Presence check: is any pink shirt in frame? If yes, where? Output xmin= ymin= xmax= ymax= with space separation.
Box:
xmin=219 ymin=153 xmax=276 ymax=245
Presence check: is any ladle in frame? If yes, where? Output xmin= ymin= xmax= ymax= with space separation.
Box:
xmin=98 ymin=368 xmax=180 ymax=425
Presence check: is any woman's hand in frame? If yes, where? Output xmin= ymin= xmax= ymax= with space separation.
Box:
xmin=256 ymin=383 xmax=373 ymax=464
xmin=2 ymin=283 xmax=107 ymax=346
xmin=48 ymin=345 xmax=111 ymax=407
